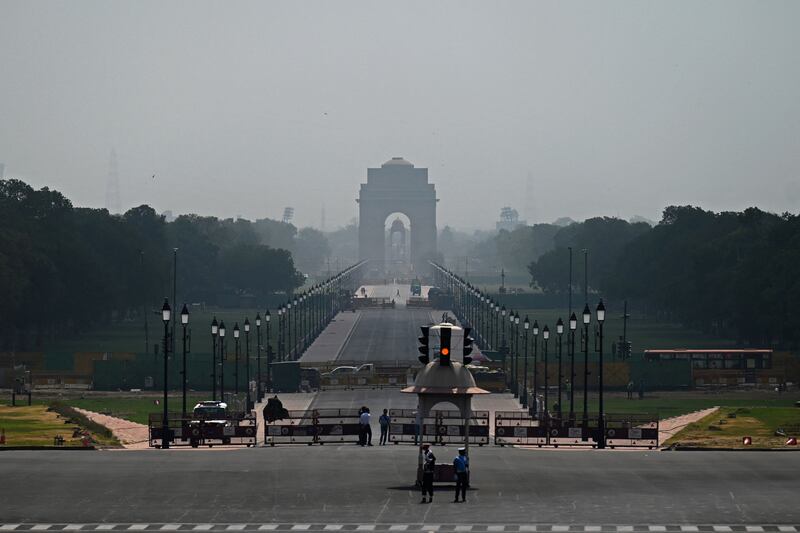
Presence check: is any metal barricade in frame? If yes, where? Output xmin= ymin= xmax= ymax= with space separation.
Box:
xmin=546 ymin=417 xmax=598 ymax=448
xmin=315 ymin=408 xmax=363 ymax=445
xmin=148 ymin=412 xmax=258 ymax=448
xmin=605 ymin=414 xmax=659 ymax=449
xmin=494 ymin=411 xmax=548 ymax=446
xmin=264 ymin=408 xmax=364 ymax=445
xmin=389 ymin=409 xmax=489 ymax=446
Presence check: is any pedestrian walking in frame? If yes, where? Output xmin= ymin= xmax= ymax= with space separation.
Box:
xmin=360 ymin=407 xmax=373 ymax=446
xmin=626 ymin=380 xmax=634 ymax=400
xmin=452 ymin=447 xmax=469 ymax=503
xmin=379 ymin=409 xmax=391 ymax=445
xmin=420 ymin=443 xmax=436 ymax=503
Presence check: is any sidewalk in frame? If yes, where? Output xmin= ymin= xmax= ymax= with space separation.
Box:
xmin=299 ymin=311 xmax=362 ymax=363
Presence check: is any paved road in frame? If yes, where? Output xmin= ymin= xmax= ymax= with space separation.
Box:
xmin=1 ymin=447 xmax=798 ymax=524
xmin=336 ymin=308 xmax=438 ymax=364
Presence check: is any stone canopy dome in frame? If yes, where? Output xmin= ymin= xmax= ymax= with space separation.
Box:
xmin=382 ymin=157 xmax=414 ymax=167
xmin=402 ymin=361 xmax=489 ymax=395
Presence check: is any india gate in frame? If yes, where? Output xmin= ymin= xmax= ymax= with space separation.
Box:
xmin=357 ymin=157 xmax=437 ymax=275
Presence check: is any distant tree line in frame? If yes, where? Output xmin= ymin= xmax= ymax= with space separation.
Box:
xmin=528 ymin=206 xmax=800 ymax=348
xmin=0 ymin=179 xmax=311 ymax=350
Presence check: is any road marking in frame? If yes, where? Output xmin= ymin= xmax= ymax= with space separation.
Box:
xmin=1 ymin=526 xmax=798 ymax=532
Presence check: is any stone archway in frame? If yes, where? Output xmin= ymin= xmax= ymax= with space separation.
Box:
xmin=357 ymin=157 xmax=437 ymax=275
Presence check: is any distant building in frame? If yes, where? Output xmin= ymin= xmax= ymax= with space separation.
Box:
xmin=496 ymin=207 xmax=526 ymax=232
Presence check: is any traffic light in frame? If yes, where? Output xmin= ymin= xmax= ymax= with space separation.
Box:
xmin=463 ymin=327 xmax=474 ymax=365
xmin=625 ymin=341 xmax=633 ymax=359
xmin=439 ymin=326 xmax=451 ymax=366
xmin=418 ymin=326 xmax=430 ymax=364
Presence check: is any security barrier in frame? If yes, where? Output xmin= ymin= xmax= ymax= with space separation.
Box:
xmin=495 ymin=411 xmax=658 ymax=448
xmin=406 ymin=297 xmax=431 ymax=308
xmin=148 ymin=412 xmax=258 ymax=448
xmin=320 ymin=371 xmax=411 ymax=390
xmin=264 ymin=408 xmax=363 ymax=446
xmin=494 ymin=411 xmax=550 ymax=446
xmin=388 ymin=409 xmax=490 ymax=446
xmin=604 ymin=414 xmax=659 ymax=449
xmin=353 ymin=297 xmax=395 ymax=309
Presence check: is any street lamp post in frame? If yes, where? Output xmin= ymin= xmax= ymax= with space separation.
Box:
xmin=160 ymin=299 xmax=171 ymax=450
xmin=244 ymin=318 xmax=251 ymax=410
xmin=233 ymin=323 xmax=240 ymax=395
xmin=265 ymin=310 xmax=272 ymax=394
xmin=556 ymin=318 xmax=564 ymax=419
xmin=293 ymin=298 xmax=298 ymax=358
xmin=211 ymin=317 xmax=218 ymax=401
xmin=542 ymin=325 xmax=550 ymax=422
xmin=582 ymin=304 xmax=591 ymax=428
xmin=277 ymin=307 xmax=284 ymax=362
xmin=514 ymin=312 xmax=520 ymax=399
xmin=596 ymin=299 xmax=606 ymax=449
xmin=522 ymin=316 xmax=530 ymax=408
xmin=532 ymin=320 xmax=539 ymax=416
xmin=219 ymin=321 xmax=226 ymax=400
xmin=569 ymin=312 xmax=577 ymax=422
xmin=180 ymin=304 xmax=189 ymax=417
xmin=501 ymin=306 xmax=508 ymax=389
xmin=255 ymin=313 xmax=262 ymax=404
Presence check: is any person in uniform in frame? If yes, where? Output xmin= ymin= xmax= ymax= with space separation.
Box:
xmin=453 ymin=447 xmax=469 ymax=502
xmin=420 ymin=443 xmax=436 ymax=503
xmin=359 ymin=407 xmax=372 ymax=446
xmin=379 ymin=409 xmax=391 ymax=445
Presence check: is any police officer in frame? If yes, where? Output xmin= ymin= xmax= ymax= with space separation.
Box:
xmin=420 ymin=443 xmax=436 ymax=503
xmin=453 ymin=447 xmax=469 ymax=502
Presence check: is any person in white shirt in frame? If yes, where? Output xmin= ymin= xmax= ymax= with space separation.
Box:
xmin=359 ymin=407 xmax=372 ymax=446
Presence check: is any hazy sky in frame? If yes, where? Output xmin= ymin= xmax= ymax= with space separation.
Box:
xmin=1 ymin=1 xmax=799 ymax=230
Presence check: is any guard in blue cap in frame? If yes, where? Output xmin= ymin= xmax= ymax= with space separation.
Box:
xmin=453 ymin=447 xmax=469 ymax=502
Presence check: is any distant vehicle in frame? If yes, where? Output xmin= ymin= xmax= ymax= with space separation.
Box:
xmin=321 ymin=363 xmax=374 ymax=378
xmin=300 ymin=367 xmax=321 ymax=390
xmin=410 ymin=279 xmax=422 ymax=296
xmin=189 ymin=400 xmax=230 ymax=447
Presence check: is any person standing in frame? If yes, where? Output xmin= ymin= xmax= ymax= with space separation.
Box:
xmin=359 ymin=407 xmax=373 ymax=446
xmin=379 ymin=409 xmax=391 ymax=445
xmin=453 ymin=447 xmax=469 ymax=503
xmin=420 ymin=443 xmax=436 ymax=503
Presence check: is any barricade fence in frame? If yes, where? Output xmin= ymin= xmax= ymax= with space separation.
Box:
xmin=495 ymin=411 xmax=659 ymax=449
xmin=264 ymin=408 xmax=363 ymax=446
xmin=388 ymin=409 xmax=490 ymax=446
xmin=319 ymin=372 xmax=411 ymax=390
xmin=147 ymin=411 xmax=258 ymax=448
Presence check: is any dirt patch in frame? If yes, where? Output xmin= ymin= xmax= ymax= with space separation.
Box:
xmin=74 ymin=408 xmax=149 ymax=449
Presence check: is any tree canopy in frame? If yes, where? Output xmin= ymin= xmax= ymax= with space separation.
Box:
xmin=0 ymin=179 xmax=305 ymax=350
xmin=527 ymin=206 xmax=800 ymax=347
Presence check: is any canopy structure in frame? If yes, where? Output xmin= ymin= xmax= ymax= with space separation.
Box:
xmin=402 ymin=360 xmax=489 ymax=457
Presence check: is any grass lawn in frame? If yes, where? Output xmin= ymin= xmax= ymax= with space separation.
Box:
xmin=0 ymin=405 xmax=117 ymax=447
xmin=65 ymin=394 xmax=210 ymax=425
xmin=546 ymin=390 xmax=800 ymax=420
xmin=664 ymin=406 xmax=800 ymax=448
xmin=513 ymin=308 xmax=736 ymax=351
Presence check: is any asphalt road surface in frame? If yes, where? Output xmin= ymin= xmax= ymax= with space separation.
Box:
xmin=335 ymin=307 xmax=438 ymax=364
xmin=1 ymin=447 xmax=797 ymax=524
